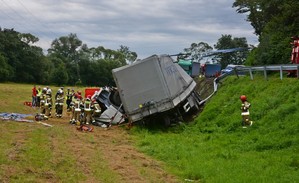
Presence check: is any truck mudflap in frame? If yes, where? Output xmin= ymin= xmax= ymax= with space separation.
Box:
xmin=190 ymin=91 xmax=204 ymax=109
xmin=182 ymin=91 xmax=202 ymax=113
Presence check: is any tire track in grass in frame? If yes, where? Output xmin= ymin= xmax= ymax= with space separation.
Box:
xmin=50 ymin=116 xmax=180 ymax=182
xmin=92 ymin=127 xmax=180 ymax=183
xmin=48 ymin=119 xmax=121 ymax=182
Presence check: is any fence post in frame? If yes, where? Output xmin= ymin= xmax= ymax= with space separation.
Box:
xmin=234 ymin=68 xmax=239 ymax=78
xmin=280 ymin=65 xmax=283 ymax=80
xmin=249 ymin=68 xmax=253 ymax=80
xmin=297 ymin=65 xmax=299 ymax=79
xmin=264 ymin=66 xmax=268 ymax=80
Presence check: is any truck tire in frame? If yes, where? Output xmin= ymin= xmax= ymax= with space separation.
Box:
xmin=163 ymin=115 xmax=171 ymax=127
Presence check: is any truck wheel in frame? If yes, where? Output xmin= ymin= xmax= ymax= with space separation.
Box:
xmin=163 ymin=115 xmax=171 ymax=127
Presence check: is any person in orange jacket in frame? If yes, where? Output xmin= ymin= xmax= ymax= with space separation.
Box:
xmin=32 ymin=85 xmax=37 ymax=107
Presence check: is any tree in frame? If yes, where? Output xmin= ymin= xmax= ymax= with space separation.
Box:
xmin=50 ymin=63 xmax=68 ymax=85
xmin=0 ymin=28 xmax=46 ymax=83
xmin=179 ymin=42 xmax=213 ymax=61
xmin=233 ymin=0 xmax=299 ymax=65
xmin=214 ymin=35 xmax=249 ymax=68
xmin=0 ymin=28 xmax=137 ymax=86
xmin=74 ymin=45 xmax=126 ymax=86
xmin=47 ymin=33 xmax=83 ymax=84
xmin=20 ymin=33 xmax=39 ymax=44
xmin=38 ymin=57 xmax=54 ymax=84
xmin=0 ymin=53 xmax=13 ymax=81
xmin=233 ymin=0 xmax=281 ymax=36
xmin=48 ymin=33 xmax=82 ymax=62
xmin=118 ymin=45 xmax=137 ymax=64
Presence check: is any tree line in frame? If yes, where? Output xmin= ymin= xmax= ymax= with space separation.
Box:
xmin=0 ymin=27 xmax=248 ymax=86
xmin=0 ymin=29 xmax=137 ymax=86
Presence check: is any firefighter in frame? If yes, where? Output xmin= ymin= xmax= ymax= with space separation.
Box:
xmin=83 ymin=95 xmax=92 ymax=125
xmin=55 ymin=90 xmax=64 ymax=118
xmin=91 ymin=99 xmax=101 ymax=123
xmin=44 ymin=89 xmax=52 ymax=118
xmin=240 ymin=95 xmax=253 ymax=128
xmin=74 ymin=91 xmax=82 ymax=101
xmin=36 ymin=86 xmax=42 ymax=107
xmin=70 ymin=95 xmax=82 ymax=125
xmin=46 ymin=86 xmax=53 ymax=109
xmin=40 ymin=87 xmax=47 ymax=114
xmin=66 ymin=88 xmax=74 ymax=112
xmin=55 ymin=87 xmax=64 ymax=100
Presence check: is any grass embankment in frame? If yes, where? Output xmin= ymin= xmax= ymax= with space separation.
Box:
xmin=131 ymin=75 xmax=299 ymax=182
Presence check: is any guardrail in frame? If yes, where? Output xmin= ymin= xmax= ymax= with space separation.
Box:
xmin=235 ymin=64 xmax=299 ymax=80
xmin=198 ymin=64 xmax=299 ymax=104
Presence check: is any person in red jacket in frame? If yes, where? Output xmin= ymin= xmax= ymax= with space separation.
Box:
xmin=32 ymin=85 xmax=37 ymax=107
xmin=240 ymin=95 xmax=253 ymax=128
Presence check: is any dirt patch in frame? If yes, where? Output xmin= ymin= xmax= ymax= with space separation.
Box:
xmin=195 ymin=77 xmax=215 ymax=99
xmin=93 ymin=128 xmax=179 ymax=183
xmin=37 ymin=111 xmax=180 ymax=183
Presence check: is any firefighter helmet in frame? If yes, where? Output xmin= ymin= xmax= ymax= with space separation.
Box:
xmin=86 ymin=95 xmax=91 ymax=101
xmin=42 ymin=88 xmax=47 ymax=94
xmin=240 ymin=95 xmax=247 ymax=102
xmin=46 ymin=89 xmax=52 ymax=95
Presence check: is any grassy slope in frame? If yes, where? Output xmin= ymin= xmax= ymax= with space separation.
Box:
xmin=132 ymin=75 xmax=299 ymax=182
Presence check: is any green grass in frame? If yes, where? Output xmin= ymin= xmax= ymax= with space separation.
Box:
xmin=131 ymin=75 xmax=299 ymax=182
xmin=0 ymin=83 xmax=121 ymax=182
xmin=0 ymin=123 xmax=85 ymax=182
xmin=0 ymin=119 xmax=120 ymax=183
xmin=1 ymin=77 xmax=299 ymax=182
xmin=0 ymin=83 xmax=83 ymax=113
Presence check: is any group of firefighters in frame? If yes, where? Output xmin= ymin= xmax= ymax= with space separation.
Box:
xmin=33 ymin=86 xmax=102 ymax=125
xmin=32 ymin=85 xmax=253 ymax=128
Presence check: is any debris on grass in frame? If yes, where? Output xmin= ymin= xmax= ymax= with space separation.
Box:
xmin=36 ymin=121 xmax=53 ymax=127
xmin=76 ymin=124 xmax=94 ymax=132
xmin=0 ymin=113 xmax=34 ymax=122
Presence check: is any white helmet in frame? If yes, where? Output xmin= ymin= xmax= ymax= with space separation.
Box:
xmin=47 ymin=89 xmax=52 ymax=95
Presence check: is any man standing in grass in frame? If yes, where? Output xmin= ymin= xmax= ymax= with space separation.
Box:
xmin=240 ymin=95 xmax=253 ymax=128
xmin=32 ymin=85 xmax=37 ymax=107
xmin=36 ymin=86 xmax=42 ymax=107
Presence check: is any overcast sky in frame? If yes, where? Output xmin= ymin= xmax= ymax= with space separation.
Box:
xmin=0 ymin=0 xmax=258 ymax=59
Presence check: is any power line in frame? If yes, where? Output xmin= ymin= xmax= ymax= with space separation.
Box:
xmin=15 ymin=0 xmax=58 ymax=38
xmin=0 ymin=0 xmax=34 ymax=33
xmin=0 ymin=0 xmax=55 ymax=50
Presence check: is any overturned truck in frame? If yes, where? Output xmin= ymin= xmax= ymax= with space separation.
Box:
xmin=95 ymin=54 xmax=203 ymax=125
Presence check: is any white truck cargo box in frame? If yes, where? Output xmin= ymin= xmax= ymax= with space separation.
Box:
xmin=112 ymin=55 xmax=199 ymax=122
